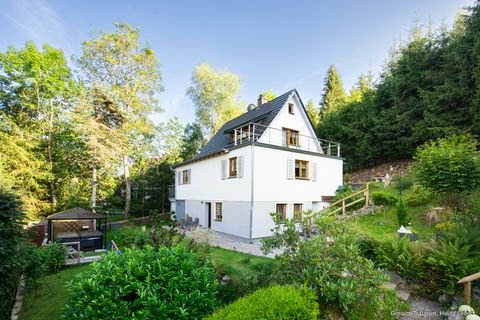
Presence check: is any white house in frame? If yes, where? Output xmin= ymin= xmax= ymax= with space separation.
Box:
xmin=170 ymin=89 xmax=343 ymax=239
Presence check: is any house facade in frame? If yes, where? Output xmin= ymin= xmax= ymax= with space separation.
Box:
xmin=171 ymin=89 xmax=343 ymax=239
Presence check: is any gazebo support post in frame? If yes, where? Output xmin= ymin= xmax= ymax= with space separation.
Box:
xmin=47 ymin=220 xmax=52 ymax=243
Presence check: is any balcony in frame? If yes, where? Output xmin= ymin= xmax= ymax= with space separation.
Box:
xmin=169 ymin=185 xmax=175 ymax=199
xmin=232 ymin=123 xmax=341 ymax=157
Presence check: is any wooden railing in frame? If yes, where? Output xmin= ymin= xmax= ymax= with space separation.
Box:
xmin=458 ymin=272 xmax=480 ymax=305
xmin=305 ymin=183 xmax=370 ymax=231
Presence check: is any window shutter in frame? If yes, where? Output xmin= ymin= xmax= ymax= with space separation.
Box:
xmin=221 ymin=160 xmax=227 ymax=180
xmin=188 ymin=169 xmax=192 ymax=184
xmin=237 ymin=156 xmax=244 ymax=178
xmin=282 ymin=130 xmax=287 ymax=147
xmin=311 ymin=162 xmax=317 ymax=181
xmin=177 ymin=171 xmax=182 ymax=185
xmin=287 ymin=159 xmax=294 ymax=180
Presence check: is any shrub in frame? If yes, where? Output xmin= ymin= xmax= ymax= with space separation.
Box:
xmin=216 ymin=259 xmax=279 ymax=306
xmin=206 ymin=285 xmax=319 ymax=320
xmin=405 ymin=193 xmax=429 ymax=207
xmin=43 ymin=242 xmax=67 ymax=273
xmin=133 ymin=231 xmax=154 ymax=248
xmin=426 ymin=241 xmax=475 ymax=295
xmin=375 ymin=237 xmax=425 ymax=280
xmin=23 ymin=243 xmax=46 ymax=295
xmin=396 ymin=198 xmax=410 ymax=227
xmin=262 ymin=216 xmax=391 ymax=319
xmin=371 ymin=192 xmax=397 ymax=207
xmin=413 ymin=134 xmax=480 ymax=209
xmin=110 ymin=226 xmax=142 ymax=248
xmin=63 ymin=246 xmax=217 ymax=320
xmin=0 ymin=187 xmax=25 ymax=319
xmin=392 ymin=175 xmax=414 ymax=195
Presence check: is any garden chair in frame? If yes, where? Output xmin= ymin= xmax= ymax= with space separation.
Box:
xmin=66 ymin=245 xmax=84 ymax=260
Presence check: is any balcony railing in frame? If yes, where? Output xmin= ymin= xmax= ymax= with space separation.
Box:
xmin=233 ymin=123 xmax=341 ymax=157
xmin=169 ymin=185 xmax=175 ymax=199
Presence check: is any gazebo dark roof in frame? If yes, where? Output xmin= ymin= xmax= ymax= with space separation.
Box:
xmin=46 ymin=207 xmax=107 ymax=220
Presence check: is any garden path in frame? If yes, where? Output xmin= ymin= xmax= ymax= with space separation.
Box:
xmin=384 ymin=272 xmax=444 ymax=319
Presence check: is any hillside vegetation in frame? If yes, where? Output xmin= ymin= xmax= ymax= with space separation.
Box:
xmin=317 ymin=2 xmax=480 ymax=170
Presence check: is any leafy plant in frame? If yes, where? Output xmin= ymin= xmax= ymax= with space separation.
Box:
xmin=63 ymin=246 xmax=217 ymax=320
xmin=206 ymin=285 xmax=319 ymax=320
xmin=371 ymin=192 xmax=397 ymax=207
xmin=413 ymin=134 xmax=480 ymax=210
xmin=374 ymin=237 xmax=425 ymax=280
xmin=43 ymin=242 xmax=67 ymax=273
xmin=262 ymin=215 xmax=393 ymax=319
xmin=426 ymin=241 xmax=474 ymax=295
xmin=109 ymin=226 xmax=143 ymax=248
xmin=23 ymin=243 xmax=47 ymax=295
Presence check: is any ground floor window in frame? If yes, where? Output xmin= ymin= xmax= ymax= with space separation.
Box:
xmin=276 ymin=203 xmax=287 ymax=220
xmin=294 ymin=203 xmax=303 ymax=221
xmin=215 ymin=202 xmax=223 ymax=221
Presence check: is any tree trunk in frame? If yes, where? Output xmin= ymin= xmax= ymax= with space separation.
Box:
xmin=123 ymin=155 xmax=131 ymax=220
xmin=48 ymin=99 xmax=57 ymax=208
xmin=91 ymin=166 xmax=97 ymax=212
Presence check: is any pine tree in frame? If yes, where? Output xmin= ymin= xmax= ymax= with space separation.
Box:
xmin=319 ymin=65 xmax=346 ymax=119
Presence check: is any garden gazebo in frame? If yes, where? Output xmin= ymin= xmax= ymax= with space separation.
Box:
xmin=46 ymin=207 xmax=107 ymax=251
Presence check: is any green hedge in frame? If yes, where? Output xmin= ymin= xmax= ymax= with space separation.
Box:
xmin=371 ymin=192 xmax=397 ymax=207
xmin=206 ymin=285 xmax=319 ymax=320
xmin=63 ymin=246 xmax=217 ymax=320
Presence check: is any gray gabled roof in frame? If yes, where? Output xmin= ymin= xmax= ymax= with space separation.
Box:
xmin=46 ymin=207 xmax=107 ymax=220
xmin=177 ymin=89 xmax=302 ymax=167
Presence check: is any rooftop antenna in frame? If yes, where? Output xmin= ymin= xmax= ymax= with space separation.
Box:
xmin=247 ymin=103 xmax=255 ymax=111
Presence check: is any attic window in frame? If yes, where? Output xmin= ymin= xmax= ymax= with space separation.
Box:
xmin=288 ymin=103 xmax=294 ymax=114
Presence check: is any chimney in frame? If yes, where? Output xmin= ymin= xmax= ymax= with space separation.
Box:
xmin=257 ymin=94 xmax=267 ymax=107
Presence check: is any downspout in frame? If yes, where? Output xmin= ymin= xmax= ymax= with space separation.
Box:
xmin=249 ymin=142 xmax=255 ymax=242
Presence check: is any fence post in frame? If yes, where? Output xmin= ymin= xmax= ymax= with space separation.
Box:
xmin=365 ymin=183 xmax=370 ymax=207
xmin=465 ymin=281 xmax=472 ymax=305
xmin=342 ymin=200 xmax=346 ymax=215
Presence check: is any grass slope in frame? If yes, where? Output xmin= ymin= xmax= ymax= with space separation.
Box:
xmin=20 ymin=264 xmax=91 ymax=320
xmin=345 ymin=182 xmax=437 ymax=242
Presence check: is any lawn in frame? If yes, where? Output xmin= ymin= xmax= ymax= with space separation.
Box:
xmin=344 ymin=181 xmax=438 ymax=242
xmin=20 ymin=264 xmax=91 ymax=320
xmin=208 ymin=246 xmax=273 ymax=280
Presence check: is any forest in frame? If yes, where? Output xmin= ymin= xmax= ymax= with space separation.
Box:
xmin=2 ymin=2 xmax=480 ymax=222
xmin=316 ymin=2 xmax=480 ymax=170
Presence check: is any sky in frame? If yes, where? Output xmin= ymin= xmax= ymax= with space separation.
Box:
xmin=0 ymin=0 xmax=475 ymax=125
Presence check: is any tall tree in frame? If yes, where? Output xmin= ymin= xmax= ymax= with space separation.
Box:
xmin=0 ymin=41 xmax=76 ymax=215
xmin=186 ymin=63 xmax=243 ymax=138
xmin=306 ymin=99 xmax=320 ymax=129
xmin=180 ymin=123 xmax=206 ymax=161
xmin=74 ymin=84 xmax=123 ymax=211
xmin=319 ymin=65 xmax=346 ymax=119
xmin=78 ymin=23 xmax=163 ymax=219
xmin=158 ymin=117 xmax=185 ymax=164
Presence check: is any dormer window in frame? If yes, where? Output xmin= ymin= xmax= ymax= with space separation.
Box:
xmin=283 ymin=128 xmax=299 ymax=146
xmin=288 ymin=103 xmax=294 ymax=114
